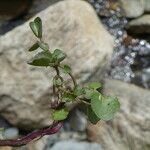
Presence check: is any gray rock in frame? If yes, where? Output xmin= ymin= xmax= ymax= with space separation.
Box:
xmin=119 ymin=0 xmax=144 ymax=18
xmin=144 ymin=0 xmax=150 ymax=12
xmin=68 ymin=110 xmax=87 ymax=132
xmin=88 ymin=79 xmax=150 ymax=150
xmin=49 ymin=140 xmax=102 ymax=150
xmin=0 ymin=0 xmax=113 ymax=130
xmin=2 ymin=127 xmax=19 ymax=139
xmin=126 ymin=15 xmax=150 ymax=34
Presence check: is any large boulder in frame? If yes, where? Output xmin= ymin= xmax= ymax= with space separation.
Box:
xmin=88 ymin=79 xmax=150 ymax=150
xmin=0 ymin=0 xmax=113 ymax=130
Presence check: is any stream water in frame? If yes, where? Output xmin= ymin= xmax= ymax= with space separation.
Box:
xmin=89 ymin=0 xmax=150 ymax=89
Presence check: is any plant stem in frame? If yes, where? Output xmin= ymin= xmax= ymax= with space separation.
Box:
xmin=58 ymin=65 xmax=77 ymax=88
xmin=54 ymin=66 xmax=60 ymax=76
xmin=0 ymin=122 xmax=62 ymax=147
xmin=77 ymin=99 xmax=90 ymax=105
xmin=68 ymin=72 xmax=77 ymax=88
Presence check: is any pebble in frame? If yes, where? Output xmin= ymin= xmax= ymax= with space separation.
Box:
xmin=2 ymin=128 xmax=19 ymax=139
xmin=48 ymin=140 xmax=103 ymax=150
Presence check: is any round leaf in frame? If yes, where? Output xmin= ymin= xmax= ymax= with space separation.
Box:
xmin=91 ymin=95 xmax=120 ymax=121
xmin=52 ymin=49 xmax=66 ymax=62
xmin=84 ymin=88 xmax=99 ymax=99
xmin=87 ymin=82 xmax=102 ymax=90
xmin=52 ymin=108 xmax=69 ymax=121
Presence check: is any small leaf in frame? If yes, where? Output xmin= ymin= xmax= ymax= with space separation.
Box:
xmin=28 ymin=51 xmax=52 ymax=66
xmin=53 ymin=78 xmax=63 ymax=86
xmin=91 ymin=95 xmax=120 ymax=121
xmin=74 ymin=85 xmax=84 ymax=96
xmin=87 ymin=82 xmax=102 ymax=90
xmin=52 ymin=49 xmax=66 ymax=62
xmin=87 ymin=106 xmax=100 ymax=124
xmin=62 ymin=92 xmax=76 ymax=102
xmin=84 ymin=88 xmax=99 ymax=99
xmin=38 ymin=41 xmax=49 ymax=51
xmin=28 ymin=42 xmax=39 ymax=51
xmin=91 ymin=93 xmax=102 ymax=121
xmin=52 ymin=108 xmax=69 ymax=121
xmin=29 ymin=17 xmax=42 ymax=38
xmin=62 ymin=65 xmax=71 ymax=74
xmin=34 ymin=17 xmax=42 ymax=38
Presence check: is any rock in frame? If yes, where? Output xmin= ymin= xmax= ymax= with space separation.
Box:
xmin=144 ymin=0 xmax=150 ymax=12
xmin=0 ymin=117 xmax=10 ymax=128
xmin=0 ymin=147 xmax=12 ymax=150
xmin=126 ymin=15 xmax=150 ymax=34
xmin=0 ymin=0 xmax=114 ymax=130
xmin=0 ymin=0 xmax=31 ymax=21
xmin=119 ymin=0 xmax=144 ymax=18
xmin=49 ymin=140 xmax=102 ymax=150
xmin=67 ymin=110 xmax=87 ymax=132
xmin=87 ymin=79 xmax=150 ymax=150
xmin=2 ymin=128 xmax=19 ymax=139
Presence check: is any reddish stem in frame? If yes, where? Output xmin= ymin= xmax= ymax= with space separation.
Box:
xmin=0 ymin=122 xmax=62 ymax=147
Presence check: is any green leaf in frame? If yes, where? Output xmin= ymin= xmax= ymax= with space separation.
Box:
xmin=52 ymin=49 xmax=66 ymax=62
xmin=91 ymin=95 xmax=120 ymax=121
xmin=74 ymin=85 xmax=84 ymax=96
xmin=29 ymin=17 xmax=42 ymax=38
xmin=84 ymin=88 xmax=99 ymax=99
xmin=34 ymin=17 xmax=42 ymax=38
xmin=62 ymin=65 xmax=71 ymax=74
xmin=38 ymin=41 xmax=49 ymax=51
xmin=28 ymin=42 xmax=39 ymax=51
xmin=62 ymin=92 xmax=76 ymax=102
xmin=87 ymin=82 xmax=102 ymax=90
xmin=87 ymin=106 xmax=100 ymax=124
xmin=53 ymin=78 xmax=63 ymax=86
xmin=52 ymin=108 xmax=69 ymax=121
xmin=28 ymin=51 xmax=53 ymax=66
